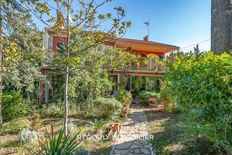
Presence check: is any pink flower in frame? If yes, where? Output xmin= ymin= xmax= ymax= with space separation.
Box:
xmin=148 ymin=97 xmax=157 ymax=102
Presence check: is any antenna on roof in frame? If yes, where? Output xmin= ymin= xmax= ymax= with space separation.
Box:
xmin=144 ymin=21 xmax=150 ymax=39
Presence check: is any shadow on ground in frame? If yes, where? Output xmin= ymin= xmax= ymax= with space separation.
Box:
xmin=145 ymin=108 xmax=227 ymax=155
xmin=90 ymin=137 xmax=154 ymax=155
xmin=91 ymin=104 xmax=154 ymax=155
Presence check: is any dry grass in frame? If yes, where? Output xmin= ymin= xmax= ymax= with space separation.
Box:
xmin=146 ymin=110 xmax=185 ymax=155
xmin=146 ymin=109 xmax=226 ymax=155
xmin=0 ymin=117 xmax=115 ymax=155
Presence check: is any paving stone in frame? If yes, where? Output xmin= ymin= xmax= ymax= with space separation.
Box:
xmin=145 ymin=144 xmax=151 ymax=149
xmin=115 ymin=142 xmax=132 ymax=149
xmin=129 ymin=148 xmax=141 ymax=154
xmin=110 ymin=105 xmax=155 ymax=155
xmin=141 ymin=148 xmax=151 ymax=154
xmin=114 ymin=150 xmax=129 ymax=155
xmin=130 ymin=143 xmax=140 ymax=149
xmin=141 ymin=140 xmax=149 ymax=145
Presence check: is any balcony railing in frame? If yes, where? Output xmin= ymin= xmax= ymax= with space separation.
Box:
xmin=42 ymin=51 xmax=167 ymax=73
xmin=105 ymin=63 xmax=167 ymax=73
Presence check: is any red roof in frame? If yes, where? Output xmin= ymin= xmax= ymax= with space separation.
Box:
xmin=106 ymin=38 xmax=179 ymax=56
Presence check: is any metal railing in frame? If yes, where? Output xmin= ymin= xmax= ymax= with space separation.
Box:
xmin=105 ymin=63 xmax=167 ymax=73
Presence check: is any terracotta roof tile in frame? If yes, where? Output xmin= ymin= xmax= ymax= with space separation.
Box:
xmin=114 ymin=38 xmax=179 ymax=54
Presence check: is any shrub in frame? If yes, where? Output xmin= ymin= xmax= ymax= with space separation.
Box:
xmin=92 ymin=97 xmax=122 ymax=119
xmin=138 ymin=91 xmax=160 ymax=105
xmin=31 ymin=114 xmax=42 ymax=131
xmin=2 ymin=92 xmax=31 ymax=121
xmin=132 ymin=76 xmax=143 ymax=92
xmin=165 ymin=52 xmax=232 ymax=153
xmin=116 ymin=88 xmax=132 ymax=107
xmin=41 ymin=102 xmax=63 ymax=118
xmin=92 ymin=119 xmax=108 ymax=133
xmin=69 ymin=70 xmax=112 ymax=104
xmin=0 ymin=118 xmax=31 ymax=134
xmin=159 ymin=81 xmax=176 ymax=112
xmin=182 ymin=135 xmax=227 ymax=155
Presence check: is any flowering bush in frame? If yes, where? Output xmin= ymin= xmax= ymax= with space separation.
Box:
xmin=138 ymin=91 xmax=160 ymax=105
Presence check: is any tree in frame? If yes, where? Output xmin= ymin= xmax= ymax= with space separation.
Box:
xmin=0 ymin=3 xmax=3 ymax=125
xmin=0 ymin=0 xmax=25 ymax=125
xmin=193 ymin=44 xmax=200 ymax=56
xmin=23 ymin=0 xmax=131 ymax=135
xmin=68 ymin=45 xmax=152 ymax=105
xmin=165 ymin=52 xmax=232 ymax=152
xmin=0 ymin=0 xmax=45 ymax=124
xmin=211 ymin=0 xmax=232 ymax=54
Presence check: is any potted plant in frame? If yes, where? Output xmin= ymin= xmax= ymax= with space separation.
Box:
xmin=157 ymin=61 xmax=166 ymax=72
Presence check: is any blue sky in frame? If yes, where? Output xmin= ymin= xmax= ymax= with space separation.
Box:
xmin=105 ymin=0 xmax=211 ymax=51
xmin=35 ymin=0 xmax=211 ymax=51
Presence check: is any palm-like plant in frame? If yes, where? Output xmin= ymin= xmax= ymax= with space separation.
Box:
xmin=28 ymin=126 xmax=81 ymax=155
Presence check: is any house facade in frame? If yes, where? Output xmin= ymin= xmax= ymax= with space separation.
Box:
xmin=104 ymin=37 xmax=179 ymax=95
xmin=40 ymin=26 xmax=179 ymax=104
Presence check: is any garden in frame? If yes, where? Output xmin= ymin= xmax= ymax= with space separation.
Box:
xmin=147 ymin=51 xmax=232 ymax=155
xmin=1 ymin=0 xmax=232 ymax=155
xmin=0 ymin=94 xmax=125 ymax=154
xmin=0 ymin=0 xmax=134 ymax=154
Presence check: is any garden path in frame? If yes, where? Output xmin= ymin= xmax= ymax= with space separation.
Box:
xmin=110 ymin=104 xmax=155 ymax=155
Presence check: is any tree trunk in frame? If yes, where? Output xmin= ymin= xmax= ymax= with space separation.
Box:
xmin=64 ymin=65 xmax=69 ymax=135
xmin=211 ymin=0 xmax=232 ymax=53
xmin=0 ymin=51 xmax=2 ymax=126
xmin=63 ymin=0 xmax=70 ymax=136
xmin=0 ymin=3 xmax=3 ymax=126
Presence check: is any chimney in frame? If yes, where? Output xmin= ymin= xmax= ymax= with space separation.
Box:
xmin=143 ymin=35 xmax=149 ymax=41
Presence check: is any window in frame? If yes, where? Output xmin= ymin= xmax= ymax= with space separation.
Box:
xmin=48 ymin=36 xmax=52 ymax=49
xmin=56 ymin=43 xmax=65 ymax=56
xmin=148 ymin=60 xmax=155 ymax=70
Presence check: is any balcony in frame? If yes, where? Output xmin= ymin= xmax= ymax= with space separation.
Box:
xmin=106 ymin=61 xmax=166 ymax=76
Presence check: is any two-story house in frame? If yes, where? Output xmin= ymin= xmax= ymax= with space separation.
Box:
xmin=39 ymin=15 xmax=179 ymax=104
